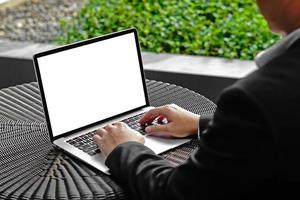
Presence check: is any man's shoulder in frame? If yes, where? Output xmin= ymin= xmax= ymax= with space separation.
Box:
xmin=228 ymin=43 xmax=300 ymax=123
xmin=264 ymin=37 xmax=300 ymax=68
xmin=236 ymin=39 xmax=300 ymax=93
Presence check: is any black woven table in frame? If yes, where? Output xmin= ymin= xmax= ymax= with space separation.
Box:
xmin=0 ymin=80 xmax=216 ymax=199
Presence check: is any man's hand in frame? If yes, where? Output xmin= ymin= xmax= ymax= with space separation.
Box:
xmin=93 ymin=122 xmax=145 ymax=158
xmin=139 ymin=104 xmax=200 ymax=138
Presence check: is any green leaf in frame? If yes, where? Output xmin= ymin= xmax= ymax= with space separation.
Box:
xmin=55 ymin=0 xmax=280 ymax=61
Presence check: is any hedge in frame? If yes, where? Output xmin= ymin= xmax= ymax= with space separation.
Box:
xmin=56 ymin=0 xmax=280 ymax=60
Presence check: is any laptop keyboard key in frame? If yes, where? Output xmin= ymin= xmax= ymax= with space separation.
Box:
xmin=74 ymin=143 xmax=81 ymax=147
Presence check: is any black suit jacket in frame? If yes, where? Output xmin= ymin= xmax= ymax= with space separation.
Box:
xmin=105 ymin=39 xmax=300 ymax=199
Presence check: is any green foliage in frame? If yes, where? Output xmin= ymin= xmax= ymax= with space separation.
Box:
xmin=56 ymin=0 xmax=280 ymax=60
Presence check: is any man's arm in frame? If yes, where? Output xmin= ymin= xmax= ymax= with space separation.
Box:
xmin=199 ymin=113 xmax=214 ymax=133
xmin=102 ymin=87 xmax=277 ymax=200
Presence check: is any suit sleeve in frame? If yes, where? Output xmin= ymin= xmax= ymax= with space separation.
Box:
xmin=105 ymin=87 xmax=276 ymax=200
xmin=199 ymin=113 xmax=214 ymax=132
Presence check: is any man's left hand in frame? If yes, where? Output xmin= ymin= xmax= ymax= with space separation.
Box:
xmin=93 ymin=122 xmax=145 ymax=158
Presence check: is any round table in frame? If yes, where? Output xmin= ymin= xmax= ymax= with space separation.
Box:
xmin=0 ymin=80 xmax=216 ymax=199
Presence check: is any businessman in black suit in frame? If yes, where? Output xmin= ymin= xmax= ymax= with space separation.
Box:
xmin=94 ymin=0 xmax=300 ymax=199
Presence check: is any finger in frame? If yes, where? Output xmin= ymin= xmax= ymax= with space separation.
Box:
xmin=96 ymin=128 xmax=106 ymax=137
xmin=113 ymin=122 xmax=125 ymax=127
xmin=93 ymin=135 xmax=108 ymax=156
xmin=157 ymin=115 xmax=165 ymax=123
xmin=139 ymin=106 xmax=173 ymax=125
xmin=145 ymin=123 xmax=170 ymax=134
xmin=93 ymin=134 xmax=103 ymax=145
xmin=103 ymin=124 xmax=114 ymax=131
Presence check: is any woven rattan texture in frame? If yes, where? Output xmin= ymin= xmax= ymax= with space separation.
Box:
xmin=0 ymin=80 xmax=216 ymax=199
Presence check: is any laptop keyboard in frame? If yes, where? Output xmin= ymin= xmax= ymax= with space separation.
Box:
xmin=66 ymin=112 xmax=147 ymax=156
xmin=66 ymin=130 xmax=99 ymax=156
xmin=121 ymin=112 xmax=147 ymax=134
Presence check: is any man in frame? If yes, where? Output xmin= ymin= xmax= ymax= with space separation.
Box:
xmin=93 ymin=0 xmax=300 ymax=199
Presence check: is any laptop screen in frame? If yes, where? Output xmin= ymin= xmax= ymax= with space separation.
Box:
xmin=35 ymin=30 xmax=147 ymax=138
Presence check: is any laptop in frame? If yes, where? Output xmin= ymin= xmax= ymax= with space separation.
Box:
xmin=33 ymin=28 xmax=190 ymax=174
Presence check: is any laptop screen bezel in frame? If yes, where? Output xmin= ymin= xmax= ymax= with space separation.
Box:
xmin=33 ymin=28 xmax=150 ymax=142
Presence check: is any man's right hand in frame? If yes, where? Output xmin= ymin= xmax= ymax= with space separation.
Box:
xmin=139 ymin=104 xmax=200 ymax=138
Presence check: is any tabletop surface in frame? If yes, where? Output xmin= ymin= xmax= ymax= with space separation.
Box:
xmin=0 ymin=80 xmax=216 ymax=199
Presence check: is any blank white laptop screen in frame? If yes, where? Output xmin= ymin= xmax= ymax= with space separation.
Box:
xmin=37 ymin=33 xmax=147 ymax=137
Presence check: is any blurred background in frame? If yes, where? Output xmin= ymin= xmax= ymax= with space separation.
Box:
xmin=0 ymin=0 xmax=280 ymax=61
